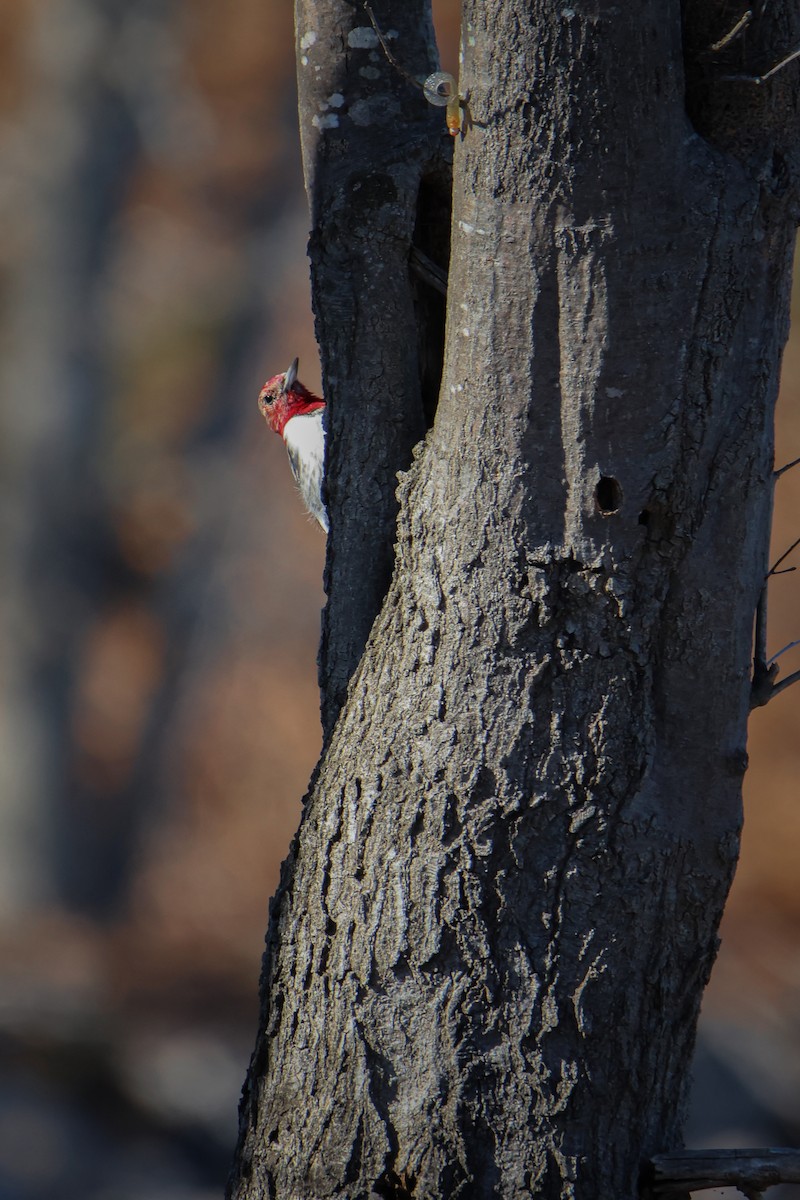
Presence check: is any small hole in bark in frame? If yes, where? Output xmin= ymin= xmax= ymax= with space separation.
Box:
xmin=638 ymin=509 xmax=650 ymax=527
xmin=596 ymin=476 xmax=622 ymax=514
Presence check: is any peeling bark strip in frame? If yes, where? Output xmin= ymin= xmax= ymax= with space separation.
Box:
xmin=230 ymin=3 xmax=800 ymax=1199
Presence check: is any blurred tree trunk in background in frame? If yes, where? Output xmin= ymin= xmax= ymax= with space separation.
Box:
xmin=0 ymin=0 xmax=143 ymax=913
xmin=0 ymin=0 xmax=293 ymax=921
xmin=229 ymin=1 xmax=800 ymax=1197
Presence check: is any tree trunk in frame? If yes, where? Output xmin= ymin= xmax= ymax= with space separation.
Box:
xmin=293 ymin=0 xmax=450 ymax=736
xmin=230 ymin=2 xmax=800 ymax=1198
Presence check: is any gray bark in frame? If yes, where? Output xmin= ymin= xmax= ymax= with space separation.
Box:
xmin=230 ymin=2 xmax=800 ymax=1198
xmin=293 ymin=0 xmax=450 ymax=735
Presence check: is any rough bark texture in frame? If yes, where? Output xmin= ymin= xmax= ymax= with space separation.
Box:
xmin=293 ymin=0 xmax=451 ymax=736
xmin=230 ymin=2 xmax=800 ymax=1198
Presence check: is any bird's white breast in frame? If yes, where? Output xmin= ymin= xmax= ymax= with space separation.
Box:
xmin=283 ymin=410 xmax=328 ymax=532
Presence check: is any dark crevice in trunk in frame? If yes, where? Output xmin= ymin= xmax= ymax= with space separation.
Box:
xmin=411 ymin=161 xmax=453 ymax=431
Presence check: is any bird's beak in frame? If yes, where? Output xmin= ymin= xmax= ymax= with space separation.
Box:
xmin=281 ymin=357 xmax=299 ymax=393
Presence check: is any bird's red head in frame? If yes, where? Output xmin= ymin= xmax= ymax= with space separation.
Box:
xmin=258 ymin=357 xmax=325 ymax=438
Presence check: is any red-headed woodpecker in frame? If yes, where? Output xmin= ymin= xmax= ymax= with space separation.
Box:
xmin=258 ymin=358 xmax=327 ymax=532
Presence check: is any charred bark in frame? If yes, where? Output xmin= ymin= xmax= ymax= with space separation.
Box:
xmin=230 ymin=2 xmax=800 ymax=1197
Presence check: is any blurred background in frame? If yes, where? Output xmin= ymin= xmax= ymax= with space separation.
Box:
xmin=0 ymin=3 xmax=798 ymax=1197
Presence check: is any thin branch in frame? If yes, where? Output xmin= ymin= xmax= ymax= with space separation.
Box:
xmin=759 ymin=43 xmax=800 ymax=81
xmin=748 ymin=535 xmax=800 ymax=707
xmin=751 ymin=568 xmax=800 ymax=707
xmin=363 ymin=2 xmax=425 ymax=91
xmin=722 ymin=43 xmax=800 ymax=84
xmin=775 ymin=453 xmax=800 ymax=479
xmin=647 ymin=1148 xmax=800 ymax=1196
xmin=767 ymin=638 xmax=800 ymax=665
xmin=768 ymin=666 xmax=800 ymax=700
xmin=768 ymin=534 xmax=800 ymax=578
xmin=363 ymin=0 xmax=467 ymax=136
xmin=710 ymin=9 xmax=753 ymax=53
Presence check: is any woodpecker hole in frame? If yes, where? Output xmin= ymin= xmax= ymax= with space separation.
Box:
xmin=638 ymin=509 xmax=650 ymax=527
xmin=595 ymin=476 xmax=622 ymax=515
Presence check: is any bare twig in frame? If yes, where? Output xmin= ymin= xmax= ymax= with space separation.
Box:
xmin=768 ymin=534 xmax=800 ymax=577
xmin=362 ymin=1 xmax=470 ymax=137
xmin=710 ymin=9 xmax=753 ymax=53
xmin=722 ymin=43 xmax=800 ymax=84
xmin=750 ymin=535 xmax=800 ymax=707
xmin=767 ymin=637 xmax=800 ymax=665
xmin=646 ymin=1148 xmax=800 ymax=1196
xmin=363 ymin=2 xmax=425 ymax=91
xmin=775 ymin=453 xmax=800 ymax=479
xmin=768 ymin=666 xmax=800 ymax=701
xmin=759 ymin=43 xmax=800 ymax=81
